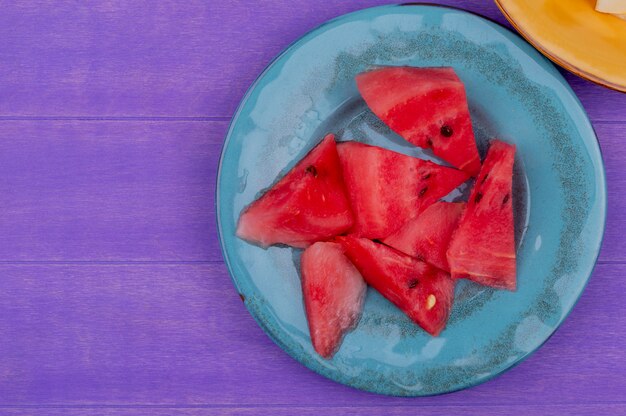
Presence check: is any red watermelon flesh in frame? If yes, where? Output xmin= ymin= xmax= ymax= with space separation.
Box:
xmin=337 ymin=236 xmax=455 ymax=336
xmin=356 ymin=66 xmax=481 ymax=176
xmin=383 ymin=201 xmax=465 ymax=272
xmin=301 ymin=241 xmax=367 ymax=358
xmin=237 ymin=134 xmax=354 ymax=248
xmin=447 ymin=140 xmax=516 ymax=290
xmin=337 ymin=141 xmax=469 ymax=240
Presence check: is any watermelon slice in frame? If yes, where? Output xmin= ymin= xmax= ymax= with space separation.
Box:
xmin=236 ymin=134 xmax=353 ymax=248
xmin=383 ymin=201 xmax=465 ymax=272
xmin=337 ymin=141 xmax=469 ymax=240
xmin=447 ymin=140 xmax=516 ymax=290
xmin=337 ymin=236 xmax=455 ymax=336
xmin=356 ymin=66 xmax=481 ymax=176
xmin=301 ymin=241 xmax=367 ymax=358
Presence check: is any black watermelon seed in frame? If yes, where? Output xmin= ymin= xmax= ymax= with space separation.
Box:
xmin=305 ymin=165 xmax=318 ymax=177
xmin=422 ymin=173 xmax=431 ymax=180
xmin=426 ymin=138 xmax=434 ymax=147
xmin=408 ymin=279 xmax=419 ymax=289
xmin=440 ymin=125 xmax=453 ymax=137
xmin=502 ymin=193 xmax=510 ymax=206
xmin=474 ymin=192 xmax=483 ymax=203
xmin=481 ymin=173 xmax=489 ymax=184
xmin=419 ymin=186 xmax=428 ymax=197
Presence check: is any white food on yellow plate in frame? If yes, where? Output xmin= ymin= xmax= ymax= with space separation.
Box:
xmin=596 ymin=0 xmax=626 ymax=19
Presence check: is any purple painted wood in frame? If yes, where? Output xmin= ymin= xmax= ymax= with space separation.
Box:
xmin=0 ymin=264 xmax=625 ymax=408
xmin=0 ymin=1 xmax=624 ymax=121
xmin=0 ymin=1 xmax=624 ymax=415
xmin=0 ymin=121 xmax=623 ymax=262
xmin=3 ymin=405 xmax=626 ymax=416
xmin=597 ymin=122 xmax=626 ymax=262
xmin=0 ymin=121 xmax=224 ymax=261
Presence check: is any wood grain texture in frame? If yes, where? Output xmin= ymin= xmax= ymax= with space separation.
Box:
xmin=0 ymin=0 xmax=623 ymax=121
xmin=0 ymin=0 xmax=624 ymax=414
xmin=596 ymin=122 xmax=626 ymax=262
xmin=0 ymin=120 xmax=224 ymax=261
xmin=0 ymin=264 xmax=624 ymax=406
xmin=0 ymin=120 xmax=622 ymax=261
xmin=2 ymin=404 xmax=626 ymax=416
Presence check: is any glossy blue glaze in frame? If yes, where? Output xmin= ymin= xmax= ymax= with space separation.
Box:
xmin=216 ymin=4 xmax=606 ymax=396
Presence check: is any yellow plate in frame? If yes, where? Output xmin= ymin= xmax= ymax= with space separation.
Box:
xmin=495 ymin=0 xmax=626 ymax=92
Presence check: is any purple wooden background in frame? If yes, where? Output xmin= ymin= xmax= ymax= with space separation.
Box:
xmin=0 ymin=1 xmax=625 ymax=414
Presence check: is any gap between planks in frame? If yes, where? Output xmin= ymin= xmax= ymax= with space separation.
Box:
xmin=0 ymin=260 xmax=221 ymax=265
xmin=1 ymin=401 xmax=626 ymax=409
xmin=0 ymin=116 xmax=230 ymax=122
xmin=0 ymin=117 xmax=622 ymax=124
xmin=0 ymin=260 xmax=621 ymax=265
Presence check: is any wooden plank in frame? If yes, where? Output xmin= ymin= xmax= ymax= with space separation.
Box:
xmin=597 ymin=122 xmax=626 ymax=262
xmin=2 ymin=404 xmax=626 ymax=416
xmin=0 ymin=120 xmax=621 ymax=262
xmin=0 ymin=263 xmax=623 ymax=406
xmin=0 ymin=1 xmax=623 ymax=122
xmin=0 ymin=120 xmax=224 ymax=262
xmin=565 ymin=75 xmax=626 ymax=122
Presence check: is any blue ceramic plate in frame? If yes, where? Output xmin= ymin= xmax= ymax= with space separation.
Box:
xmin=216 ymin=4 xmax=606 ymax=396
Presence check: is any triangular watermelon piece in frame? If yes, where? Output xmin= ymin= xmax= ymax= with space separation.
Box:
xmin=383 ymin=201 xmax=465 ymax=272
xmin=356 ymin=66 xmax=481 ymax=176
xmin=447 ymin=140 xmax=516 ymax=290
xmin=237 ymin=134 xmax=353 ymax=248
xmin=337 ymin=141 xmax=469 ymax=240
xmin=301 ymin=241 xmax=367 ymax=358
xmin=337 ymin=236 xmax=455 ymax=336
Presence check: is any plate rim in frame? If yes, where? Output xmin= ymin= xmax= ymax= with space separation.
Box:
xmin=494 ymin=0 xmax=626 ymax=93
xmin=215 ymin=2 xmax=608 ymax=396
